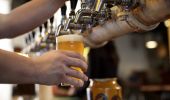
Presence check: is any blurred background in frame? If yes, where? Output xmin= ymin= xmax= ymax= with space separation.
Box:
xmin=0 ymin=0 xmax=170 ymax=100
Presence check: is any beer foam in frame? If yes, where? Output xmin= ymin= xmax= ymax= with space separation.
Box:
xmin=57 ymin=34 xmax=83 ymax=42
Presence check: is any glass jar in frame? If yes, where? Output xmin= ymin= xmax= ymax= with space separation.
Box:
xmin=86 ymin=78 xmax=122 ymax=100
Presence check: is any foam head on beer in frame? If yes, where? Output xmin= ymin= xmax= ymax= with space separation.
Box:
xmin=57 ymin=34 xmax=83 ymax=43
xmin=56 ymin=34 xmax=84 ymax=55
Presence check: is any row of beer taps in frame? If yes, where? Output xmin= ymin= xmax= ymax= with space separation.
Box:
xmin=23 ymin=16 xmax=56 ymax=54
xmin=23 ymin=0 xmax=140 ymax=54
xmin=57 ymin=0 xmax=139 ymax=35
xmin=23 ymin=0 xmax=170 ymax=54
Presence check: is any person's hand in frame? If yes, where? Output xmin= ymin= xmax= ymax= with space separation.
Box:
xmin=32 ymin=50 xmax=88 ymax=87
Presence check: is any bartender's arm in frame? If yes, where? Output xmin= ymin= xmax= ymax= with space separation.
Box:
xmin=0 ymin=49 xmax=88 ymax=87
xmin=0 ymin=0 xmax=65 ymax=38
xmin=0 ymin=0 xmax=88 ymax=87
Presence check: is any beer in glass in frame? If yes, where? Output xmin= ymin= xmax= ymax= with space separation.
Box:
xmin=56 ymin=34 xmax=84 ymax=85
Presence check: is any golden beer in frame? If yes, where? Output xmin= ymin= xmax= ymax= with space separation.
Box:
xmin=56 ymin=34 xmax=84 ymax=85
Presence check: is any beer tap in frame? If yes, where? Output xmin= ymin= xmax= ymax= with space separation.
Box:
xmin=64 ymin=0 xmax=79 ymax=31
xmin=33 ymin=25 xmax=46 ymax=51
xmin=23 ymin=36 xmax=30 ymax=54
xmin=56 ymin=4 xmax=68 ymax=36
xmin=45 ymin=16 xmax=56 ymax=44
xmin=29 ymin=31 xmax=37 ymax=52
xmin=49 ymin=16 xmax=54 ymax=32
xmin=44 ymin=21 xmax=48 ymax=35
xmin=70 ymin=0 xmax=78 ymax=16
xmin=25 ymin=36 xmax=30 ymax=46
xmin=32 ymin=31 xmax=36 ymax=41
xmin=61 ymin=4 xmax=67 ymax=24
xmin=29 ymin=31 xmax=36 ymax=44
xmin=28 ymin=33 xmax=32 ymax=44
xmin=40 ymin=22 xmax=48 ymax=47
xmin=63 ymin=0 xmax=85 ymax=32
xmin=49 ymin=16 xmax=56 ymax=38
xmin=42 ymin=21 xmax=48 ymax=41
xmin=93 ymin=0 xmax=105 ymax=12
xmin=39 ymin=25 xmax=43 ymax=35
xmin=48 ymin=16 xmax=56 ymax=49
xmin=23 ymin=32 xmax=34 ymax=53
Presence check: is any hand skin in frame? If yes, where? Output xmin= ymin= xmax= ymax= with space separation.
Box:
xmin=33 ymin=50 xmax=88 ymax=87
xmin=0 ymin=49 xmax=88 ymax=87
xmin=0 ymin=0 xmax=66 ymax=38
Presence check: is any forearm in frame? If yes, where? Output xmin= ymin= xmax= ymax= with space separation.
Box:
xmin=0 ymin=0 xmax=65 ymax=38
xmin=0 ymin=49 xmax=37 ymax=84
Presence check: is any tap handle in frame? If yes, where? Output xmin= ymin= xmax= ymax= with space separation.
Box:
xmin=44 ymin=21 xmax=48 ymax=29
xmin=28 ymin=33 xmax=32 ymax=42
xmin=39 ymin=25 xmax=43 ymax=37
xmin=61 ymin=4 xmax=67 ymax=16
xmin=25 ymin=37 xmax=29 ymax=45
xmin=39 ymin=26 xmax=43 ymax=33
xmin=64 ymin=18 xmax=71 ymax=31
xmin=56 ymin=25 xmax=62 ymax=36
xmin=70 ymin=0 xmax=78 ymax=11
xmin=32 ymin=31 xmax=36 ymax=39
xmin=50 ymin=16 xmax=55 ymax=25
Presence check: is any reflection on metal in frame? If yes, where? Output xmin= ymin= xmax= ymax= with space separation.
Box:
xmin=164 ymin=19 xmax=170 ymax=61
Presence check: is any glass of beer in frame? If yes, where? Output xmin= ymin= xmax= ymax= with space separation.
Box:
xmin=56 ymin=34 xmax=84 ymax=86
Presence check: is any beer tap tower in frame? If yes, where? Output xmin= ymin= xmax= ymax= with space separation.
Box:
xmin=25 ymin=0 xmax=170 ymax=52
xmin=55 ymin=0 xmax=170 ymax=48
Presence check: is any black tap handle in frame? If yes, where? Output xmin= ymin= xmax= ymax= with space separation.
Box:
xmin=50 ymin=16 xmax=55 ymax=25
xmin=39 ymin=26 xmax=43 ymax=33
xmin=39 ymin=26 xmax=43 ymax=37
xmin=44 ymin=21 xmax=48 ymax=29
xmin=25 ymin=37 xmax=29 ymax=45
xmin=32 ymin=31 xmax=36 ymax=39
xmin=61 ymin=4 xmax=67 ymax=16
xmin=28 ymin=33 xmax=32 ymax=42
xmin=70 ymin=0 xmax=78 ymax=10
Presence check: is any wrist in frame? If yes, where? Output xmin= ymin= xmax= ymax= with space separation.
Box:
xmin=30 ymin=57 xmax=41 ymax=84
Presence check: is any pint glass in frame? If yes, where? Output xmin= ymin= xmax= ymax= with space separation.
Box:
xmin=56 ymin=34 xmax=84 ymax=86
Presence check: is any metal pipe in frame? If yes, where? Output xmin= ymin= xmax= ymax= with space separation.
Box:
xmin=84 ymin=0 xmax=170 ymax=47
xmin=74 ymin=9 xmax=92 ymax=23
xmin=93 ymin=0 xmax=105 ymax=12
